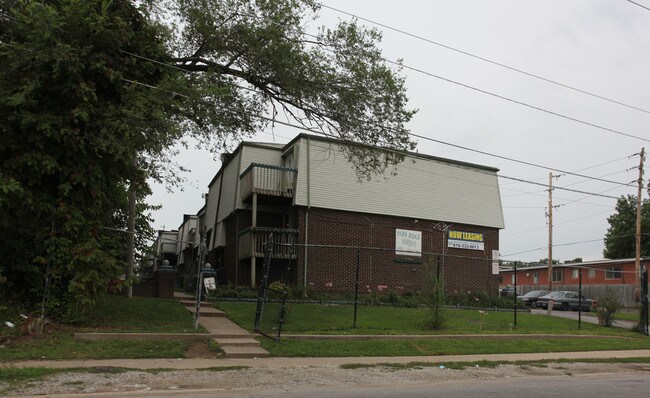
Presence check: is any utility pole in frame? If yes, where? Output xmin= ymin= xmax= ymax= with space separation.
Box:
xmin=547 ymin=172 xmax=554 ymax=291
xmin=125 ymin=156 xmax=137 ymax=299
xmin=635 ymin=148 xmax=645 ymax=302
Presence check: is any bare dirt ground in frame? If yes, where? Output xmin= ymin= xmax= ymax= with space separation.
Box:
xmin=5 ymin=361 xmax=650 ymax=396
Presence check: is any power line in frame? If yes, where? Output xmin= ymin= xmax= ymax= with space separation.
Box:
xmin=392 ymin=59 xmax=650 ymax=144
xmin=498 ymin=175 xmax=619 ymax=199
xmin=321 ymin=3 xmax=650 ymax=115
xmin=627 ymin=0 xmax=650 ymax=11
xmin=122 ymin=77 xmax=636 ymax=203
xmin=411 ymin=132 xmax=638 ymax=188
xmin=501 ymin=208 xmax=616 ymax=238
xmin=120 ymin=50 xmax=641 ymax=189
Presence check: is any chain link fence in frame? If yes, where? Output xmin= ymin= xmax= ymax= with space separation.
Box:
xmin=246 ymin=242 xmax=521 ymax=339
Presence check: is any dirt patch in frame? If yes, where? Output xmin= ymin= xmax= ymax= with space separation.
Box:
xmin=184 ymin=340 xmax=222 ymax=358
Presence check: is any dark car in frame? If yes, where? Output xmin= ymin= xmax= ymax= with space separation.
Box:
xmin=499 ymin=286 xmax=517 ymax=297
xmin=536 ymin=291 xmax=595 ymax=311
xmin=518 ymin=290 xmax=549 ymax=309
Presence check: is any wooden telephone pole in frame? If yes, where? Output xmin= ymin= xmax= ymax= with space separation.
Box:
xmin=635 ymin=148 xmax=645 ymax=301
xmin=547 ymin=173 xmax=554 ymax=291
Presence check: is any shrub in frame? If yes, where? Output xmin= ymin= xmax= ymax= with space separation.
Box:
xmin=446 ymin=291 xmax=525 ymax=309
xmin=206 ymin=283 xmax=257 ymax=300
xmin=422 ymin=262 xmax=446 ymax=330
xmin=594 ymin=289 xmax=621 ymax=327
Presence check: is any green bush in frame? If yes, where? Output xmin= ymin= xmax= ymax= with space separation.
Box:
xmin=595 ymin=290 xmax=621 ymax=327
xmin=206 ymin=283 xmax=257 ymax=300
xmin=446 ymin=291 xmax=525 ymax=309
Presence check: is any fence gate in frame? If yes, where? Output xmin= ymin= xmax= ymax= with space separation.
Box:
xmin=253 ymin=239 xmax=289 ymax=341
xmin=256 ymin=287 xmax=288 ymax=341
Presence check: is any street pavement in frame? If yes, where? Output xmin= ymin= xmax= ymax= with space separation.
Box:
xmin=530 ymin=308 xmax=639 ymax=329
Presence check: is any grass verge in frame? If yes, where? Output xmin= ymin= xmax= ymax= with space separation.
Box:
xmin=260 ymin=336 xmax=650 ymax=357
xmin=339 ymin=357 xmax=650 ymax=371
xmin=0 ymin=366 xmax=251 ymax=394
xmin=0 ymin=334 xmax=191 ymax=361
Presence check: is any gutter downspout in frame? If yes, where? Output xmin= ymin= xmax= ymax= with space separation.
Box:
xmin=303 ymin=138 xmax=311 ymax=287
xmin=234 ymin=152 xmax=244 ymax=286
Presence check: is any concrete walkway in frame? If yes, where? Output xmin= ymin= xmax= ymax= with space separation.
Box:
xmin=175 ymin=292 xmax=270 ymax=359
xmin=7 ymin=349 xmax=650 ymax=370
xmin=530 ymin=308 xmax=639 ymax=329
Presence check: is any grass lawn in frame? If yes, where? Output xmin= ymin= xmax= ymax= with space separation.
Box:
xmin=80 ymin=295 xmax=200 ymax=333
xmin=0 ymin=295 xmax=204 ymax=362
xmin=216 ymin=301 xmax=640 ymax=336
xmin=217 ymin=301 xmax=650 ymax=357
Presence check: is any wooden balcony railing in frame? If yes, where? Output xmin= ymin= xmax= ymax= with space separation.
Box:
xmin=238 ymin=227 xmax=299 ymax=260
xmin=240 ymin=163 xmax=297 ymax=201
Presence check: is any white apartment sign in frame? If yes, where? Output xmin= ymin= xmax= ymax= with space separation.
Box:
xmin=492 ymin=250 xmax=500 ymax=274
xmin=448 ymin=230 xmax=485 ymax=251
xmin=395 ymin=229 xmax=422 ymax=256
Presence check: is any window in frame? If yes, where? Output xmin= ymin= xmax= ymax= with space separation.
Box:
xmin=552 ymin=269 xmax=563 ymax=282
xmin=511 ymin=274 xmax=515 ymax=284
xmin=533 ymin=272 xmax=539 ymax=284
xmin=571 ymin=269 xmax=579 ymax=279
xmin=588 ymin=268 xmax=596 ymax=279
xmin=605 ymin=265 xmax=622 ymax=280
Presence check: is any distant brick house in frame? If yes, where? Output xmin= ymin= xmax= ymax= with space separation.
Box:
xmin=499 ymin=257 xmax=650 ymax=306
xmin=186 ymin=133 xmax=505 ymax=295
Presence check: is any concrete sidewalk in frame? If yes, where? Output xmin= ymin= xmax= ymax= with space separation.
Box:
xmin=6 ymin=349 xmax=650 ymax=370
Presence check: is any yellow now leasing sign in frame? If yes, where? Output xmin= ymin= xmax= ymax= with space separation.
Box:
xmin=448 ymin=230 xmax=484 ymax=251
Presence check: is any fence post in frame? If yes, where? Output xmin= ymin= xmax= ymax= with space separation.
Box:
xmin=642 ymin=267 xmax=649 ymax=336
xmin=578 ymin=269 xmax=582 ymax=329
xmin=513 ymin=261 xmax=517 ymax=328
xmin=353 ymin=247 xmax=360 ymax=328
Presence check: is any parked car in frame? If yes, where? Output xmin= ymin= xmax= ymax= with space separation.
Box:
xmin=536 ymin=291 xmax=595 ymax=311
xmin=518 ymin=290 xmax=549 ymax=309
xmin=499 ymin=286 xmax=517 ymax=297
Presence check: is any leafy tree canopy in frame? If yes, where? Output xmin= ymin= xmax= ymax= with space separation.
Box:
xmin=603 ymin=195 xmax=650 ymax=259
xmin=0 ymin=0 xmax=416 ymax=317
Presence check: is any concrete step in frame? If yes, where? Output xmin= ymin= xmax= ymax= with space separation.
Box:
xmin=198 ymin=317 xmax=253 ymax=338
xmin=220 ymin=345 xmax=269 ymax=359
xmin=179 ymin=299 xmax=210 ymax=307
xmin=185 ymin=306 xmax=226 ymax=318
xmin=214 ymin=337 xmax=261 ymax=347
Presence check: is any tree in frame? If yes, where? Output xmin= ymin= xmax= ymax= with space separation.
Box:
xmin=1 ymin=1 xmax=416 ymax=316
xmin=603 ymin=196 xmax=650 ymax=259
xmin=564 ymin=258 xmax=583 ymax=264
xmin=0 ymin=0 xmax=178 ymax=316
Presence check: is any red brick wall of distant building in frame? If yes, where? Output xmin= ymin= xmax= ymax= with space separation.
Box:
xmin=500 ymin=260 xmax=645 ymax=288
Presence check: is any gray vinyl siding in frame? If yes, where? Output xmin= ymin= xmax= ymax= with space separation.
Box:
xmin=217 ymin=151 xmax=241 ymax=223
xmin=293 ymin=139 xmax=505 ymax=229
xmin=204 ymin=175 xmax=220 ymax=237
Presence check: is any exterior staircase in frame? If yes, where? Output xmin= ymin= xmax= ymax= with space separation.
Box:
xmin=178 ymin=296 xmax=269 ymax=359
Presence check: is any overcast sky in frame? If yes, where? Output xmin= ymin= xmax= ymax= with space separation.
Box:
xmin=147 ymin=0 xmax=650 ymax=264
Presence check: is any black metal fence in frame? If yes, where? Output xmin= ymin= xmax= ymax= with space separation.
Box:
xmin=248 ymin=242 xmax=520 ymax=339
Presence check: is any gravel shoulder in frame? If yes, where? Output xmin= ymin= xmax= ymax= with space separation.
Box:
xmin=5 ymin=361 xmax=650 ymax=397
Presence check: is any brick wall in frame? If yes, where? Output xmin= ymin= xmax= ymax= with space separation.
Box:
xmin=294 ymin=207 xmax=500 ymax=295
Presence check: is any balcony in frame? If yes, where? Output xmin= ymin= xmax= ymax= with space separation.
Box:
xmin=240 ymin=163 xmax=297 ymax=202
xmin=238 ymin=227 xmax=299 ymax=260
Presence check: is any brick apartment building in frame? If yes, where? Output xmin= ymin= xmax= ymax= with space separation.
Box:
xmin=499 ymin=258 xmax=650 ymax=306
xmin=188 ymin=133 xmax=505 ymax=295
